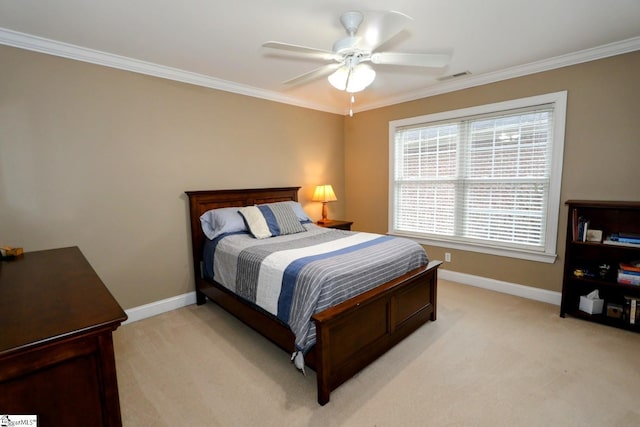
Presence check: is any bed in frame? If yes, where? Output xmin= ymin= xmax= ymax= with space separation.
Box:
xmin=185 ymin=187 xmax=441 ymax=405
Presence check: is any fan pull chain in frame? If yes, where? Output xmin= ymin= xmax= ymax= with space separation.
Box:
xmin=349 ymin=95 xmax=355 ymax=117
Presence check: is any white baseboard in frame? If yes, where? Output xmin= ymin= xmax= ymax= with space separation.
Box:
xmin=439 ymin=269 xmax=561 ymax=306
xmin=123 ymin=291 xmax=197 ymax=325
xmin=122 ymin=271 xmax=561 ymax=325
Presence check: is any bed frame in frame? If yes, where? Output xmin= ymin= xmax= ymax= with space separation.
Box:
xmin=185 ymin=187 xmax=441 ymax=405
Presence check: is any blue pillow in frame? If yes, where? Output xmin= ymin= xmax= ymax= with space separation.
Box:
xmin=280 ymin=201 xmax=311 ymax=223
xmin=200 ymin=207 xmax=247 ymax=240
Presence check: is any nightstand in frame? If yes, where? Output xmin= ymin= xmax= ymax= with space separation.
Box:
xmin=316 ymin=219 xmax=353 ymax=231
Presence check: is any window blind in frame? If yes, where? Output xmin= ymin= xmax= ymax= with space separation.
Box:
xmin=393 ymin=104 xmax=554 ymax=253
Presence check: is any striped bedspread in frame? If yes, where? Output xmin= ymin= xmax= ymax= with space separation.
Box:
xmin=207 ymin=224 xmax=428 ymax=353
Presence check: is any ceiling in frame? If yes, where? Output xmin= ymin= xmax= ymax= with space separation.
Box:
xmin=1 ymin=0 xmax=640 ymax=115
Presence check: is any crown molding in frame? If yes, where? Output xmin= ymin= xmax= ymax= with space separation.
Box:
xmin=2 ymin=27 xmax=638 ymax=116
xmin=0 ymin=27 xmax=343 ymax=115
xmin=357 ymin=36 xmax=640 ymax=113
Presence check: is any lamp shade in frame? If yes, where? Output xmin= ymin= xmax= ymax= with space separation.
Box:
xmin=327 ymin=63 xmax=376 ymax=93
xmin=312 ymin=185 xmax=337 ymax=202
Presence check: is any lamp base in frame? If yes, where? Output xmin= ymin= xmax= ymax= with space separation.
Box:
xmin=318 ymin=202 xmax=330 ymax=224
xmin=316 ymin=219 xmax=331 ymax=225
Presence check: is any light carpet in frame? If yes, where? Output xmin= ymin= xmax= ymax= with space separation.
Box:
xmin=114 ymin=279 xmax=640 ymax=426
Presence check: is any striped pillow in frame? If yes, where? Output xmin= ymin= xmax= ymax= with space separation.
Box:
xmin=239 ymin=203 xmax=306 ymax=239
xmin=262 ymin=202 xmax=307 ymax=235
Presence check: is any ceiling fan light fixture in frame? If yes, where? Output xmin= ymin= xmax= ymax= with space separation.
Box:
xmin=265 ymin=10 xmax=451 ymax=96
xmin=327 ymin=66 xmax=349 ymax=91
xmin=328 ymin=63 xmax=376 ymax=93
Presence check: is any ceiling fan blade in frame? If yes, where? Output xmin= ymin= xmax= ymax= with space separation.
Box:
xmin=370 ymin=52 xmax=451 ymax=67
xmin=356 ymin=11 xmax=413 ymax=51
xmin=262 ymin=41 xmax=338 ymax=61
xmin=282 ymin=63 xmax=343 ymax=86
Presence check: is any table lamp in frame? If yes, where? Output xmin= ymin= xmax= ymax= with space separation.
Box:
xmin=312 ymin=184 xmax=337 ymax=224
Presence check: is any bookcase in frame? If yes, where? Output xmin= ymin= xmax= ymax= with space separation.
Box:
xmin=561 ymin=200 xmax=640 ymax=332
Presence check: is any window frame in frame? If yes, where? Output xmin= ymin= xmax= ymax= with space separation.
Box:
xmin=388 ymin=91 xmax=567 ymax=263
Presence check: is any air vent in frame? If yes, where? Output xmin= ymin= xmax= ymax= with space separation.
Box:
xmin=437 ymin=71 xmax=471 ymax=81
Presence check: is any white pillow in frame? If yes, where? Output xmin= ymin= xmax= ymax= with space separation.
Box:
xmin=238 ymin=206 xmax=272 ymax=239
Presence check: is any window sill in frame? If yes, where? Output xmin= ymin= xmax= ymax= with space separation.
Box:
xmin=388 ymin=232 xmax=557 ymax=264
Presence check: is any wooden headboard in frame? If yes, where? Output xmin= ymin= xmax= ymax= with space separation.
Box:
xmin=184 ymin=187 xmax=301 ymax=280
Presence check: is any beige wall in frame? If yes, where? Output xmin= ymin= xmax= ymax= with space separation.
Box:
xmin=345 ymin=51 xmax=640 ymax=292
xmin=0 ymin=45 xmax=344 ymax=309
xmin=2 ymin=44 xmax=639 ymax=310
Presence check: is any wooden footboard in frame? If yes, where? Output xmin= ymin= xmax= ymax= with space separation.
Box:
xmin=311 ymin=261 xmax=440 ymax=405
xmin=185 ymin=187 xmax=440 ymax=405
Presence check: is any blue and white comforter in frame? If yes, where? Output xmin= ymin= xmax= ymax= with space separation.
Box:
xmin=206 ymin=224 xmax=428 ymax=353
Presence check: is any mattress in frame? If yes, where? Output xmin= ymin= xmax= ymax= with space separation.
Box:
xmin=203 ymin=224 xmax=428 ymax=353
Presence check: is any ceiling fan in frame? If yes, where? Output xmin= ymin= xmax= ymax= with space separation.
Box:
xmin=262 ymin=10 xmax=451 ymax=94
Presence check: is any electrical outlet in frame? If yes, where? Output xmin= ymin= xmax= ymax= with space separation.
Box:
xmin=445 ymin=252 xmax=451 ymax=262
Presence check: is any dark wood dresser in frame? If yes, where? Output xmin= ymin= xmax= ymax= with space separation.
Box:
xmin=0 ymin=247 xmax=127 ymax=426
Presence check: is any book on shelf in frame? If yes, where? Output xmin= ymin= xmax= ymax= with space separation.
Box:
xmin=618 ymin=261 xmax=640 ymax=285
xmin=620 ymin=232 xmax=640 ymax=238
xmin=608 ymin=233 xmax=640 ymax=245
xmin=620 ymin=260 xmax=640 ymax=272
xmin=572 ymin=214 xmax=590 ymax=242
xmin=619 ymin=268 xmax=640 ymax=277
xmin=623 ymin=296 xmax=640 ymax=325
xmin=618 ymin=274 xmax=640 ymax=286
xmin=603 ymin=238 xmax=640 ymax=248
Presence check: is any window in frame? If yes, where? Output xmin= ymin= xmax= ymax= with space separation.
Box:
xmin=389 ymin=91 xmax=567 ymax=263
